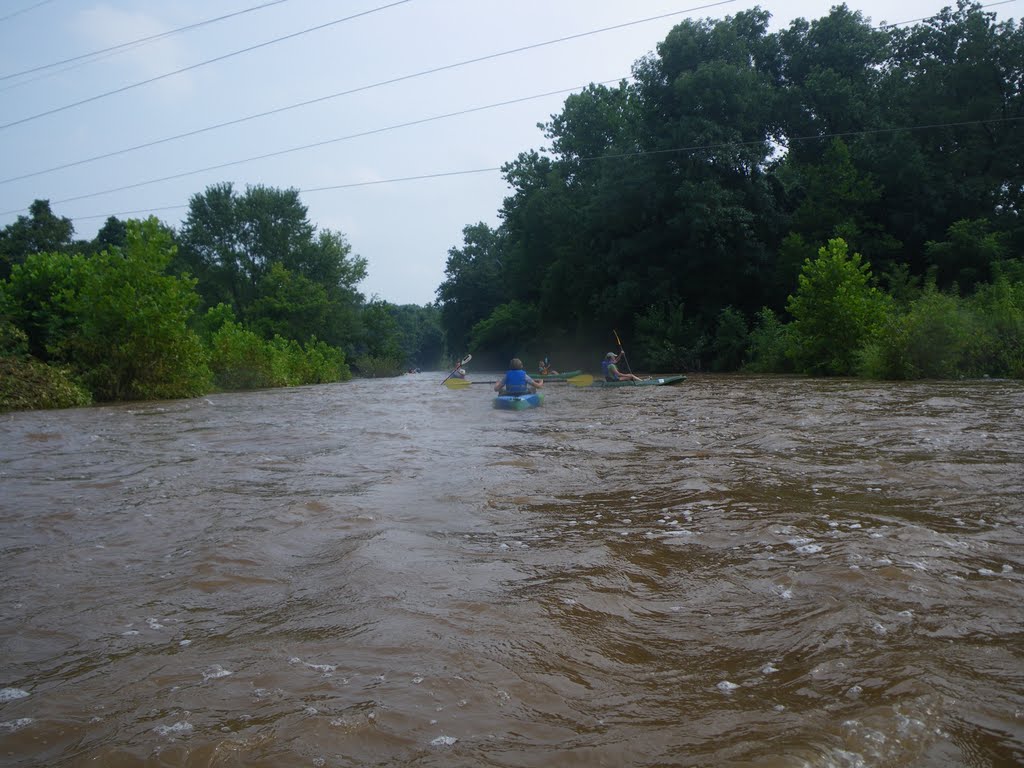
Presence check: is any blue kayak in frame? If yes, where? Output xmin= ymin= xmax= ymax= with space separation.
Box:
xmin=494 ymin=392 xmax=544 ymax=410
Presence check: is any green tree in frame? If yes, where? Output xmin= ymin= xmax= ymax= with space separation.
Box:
xmin=925 ymin=218 xmax=1009 ymax=294
xmin=782 ymin=138 xmax=900 ymax=269
xmin=858 ymin=286 xmax=970 ymax=379
xmin=711 ymin=306 xmax=749 ymax=371
xmin=633 ymin=301 xmax=702 ymax=371
xmin=468 ymin=301 xmax=540 ymax=361
xmin=786 ymin=237 xmax=890 ymax=375
xmin=436 ymin=222 xmax=505 ymax=359
xmin=2 ymin=250 xmax=82 ymax=360
xmin=744 ymin=307 xmax=794 ymax=373
xmin=0 ymin=200 xmax=75 ymax=279
xmin=177 ymin=183 xmax=366 ymax=346
xmin=247 ymin=262 xmax=331 ymax=342
xmin=391 ymin=303 xmax=443 ymax=369
xmin=360 ymin=299 xmax=403 ymax=362
xmin=68 ymin=218 xmax=211 ymax=400
xmin=874 ymin=2 xmax=1023 ymax=260
xmin=965 ymin=276 xmax=1024 ymax=376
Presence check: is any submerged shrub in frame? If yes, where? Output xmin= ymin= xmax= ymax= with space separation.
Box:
xmin=861 ymin=287 xmax=970 ymax=379
xmin=634 ymin=301 xmax=702 ymax=371
xmin=964 ymin=277 xmax=1024 ymax=378
xmin=0 ymin=356 xmax=91 ymax=412
xmin=787 ymin=238 xmax=890 ymax=376
xmin=352 ymin=354 xmax=402 ymax=378
xmin=744 ymin=307 xmax=794 ymax=373
xmin=711 ymin=306 xmax=749 ymax=372
xmin=208 ymin=322 xmax=278 ymax=390
xmin=209 ymin=323 xmax=349 ymax=390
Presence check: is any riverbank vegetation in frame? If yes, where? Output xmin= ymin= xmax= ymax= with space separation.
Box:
xmin=0 ymin=189 xmax=443 ymax=412
xmin=437 ymin=2 xmax=1023 ymax=377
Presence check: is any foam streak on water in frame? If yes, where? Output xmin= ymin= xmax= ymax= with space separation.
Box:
xmin=1 ymin=375 xmax=1022 ymax=766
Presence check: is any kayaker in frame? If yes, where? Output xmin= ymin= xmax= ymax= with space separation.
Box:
xmin=495 ymin=358 xmax=543 ymax=395
xmin=538 ymin=358 xmax=559 ymax=375
xmin=602 ymin=351 xmax=643 ymax=382
xmin=452 ymin=367 xmax=467 ymax=379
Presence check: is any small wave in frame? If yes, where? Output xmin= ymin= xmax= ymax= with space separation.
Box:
xmin=202 ymin=665 xmax=233 ymax=681
xmin=154 ymin=722 xmax=193 ymax=737
xmin=0 ymin=718 xmax=34 ymax=731
xmin=0 ymin=688 xmax=29 ymax=702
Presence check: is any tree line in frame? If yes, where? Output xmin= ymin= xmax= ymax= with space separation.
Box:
xmin=0 ymin=186 xmax=444 ymax=412
xmin=3 ymin=2 xmax=1022 ymax=412
xmin=436 ymin=2 xmax=1024 ymax=377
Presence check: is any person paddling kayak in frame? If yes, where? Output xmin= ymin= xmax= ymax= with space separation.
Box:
xmin=495 ymin=358 xmax=544 ymax=395
xmin=601 ymin=351 xmax=643 ymax=382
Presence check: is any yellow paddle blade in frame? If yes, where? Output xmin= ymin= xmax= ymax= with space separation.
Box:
xmin=566 ymin=374 xmax=594 ymax=387
xmin=444 ymin=378 xmax=472 ymax=390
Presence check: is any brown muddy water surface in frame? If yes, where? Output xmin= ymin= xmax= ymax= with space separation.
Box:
xmin=1 ymin=373 xmax=1022 ymax=767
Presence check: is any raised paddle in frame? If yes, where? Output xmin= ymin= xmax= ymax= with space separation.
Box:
xmin=440 ymin=354 xmax=472 ymax=386
xmin=613 ymin=329 xmax=634 ymax=376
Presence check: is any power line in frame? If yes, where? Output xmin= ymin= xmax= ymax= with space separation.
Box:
xmin=0 ymin=0 xmax=294 ymax=82
xmin=61 ymin=114 xmax=1024 ymax=223
xmin=0 ymin=0 xmax=57 ymax=23
xmin=0 ymin=0 xmax=736 ymax=181
xmin=22 ymin=78 xmax=631 ymax=209
xmin=0 ymin=0 xmax=414 ymax=131
xmin=7 ymin=0 xmax=1017 ymax=219
xmin=879 ymin=0 xmax=1019 ymax=28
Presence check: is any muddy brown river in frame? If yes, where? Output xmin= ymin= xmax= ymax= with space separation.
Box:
xmin=1 ymin=373 xmax=1022 ymax=766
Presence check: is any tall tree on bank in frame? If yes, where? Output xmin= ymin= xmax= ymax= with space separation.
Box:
xmin=870 ymin=1 xmax=1024 ymax=266
xmin=435 ymin=222 xmax=505 ymax=359
xmin=0 ymin=200 xmax=75 ymax=280
xmin=176 ymin=183 xmax=367 ymax=347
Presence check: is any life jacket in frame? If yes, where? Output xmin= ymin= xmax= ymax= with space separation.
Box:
xmin=601 ymin=359 xmax=616 ymax=381
xmin=504 ymin=369 xmax=529 ymax=395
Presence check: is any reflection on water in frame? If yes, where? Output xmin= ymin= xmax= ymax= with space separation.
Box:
xmin=1 ymin=374 xmax=1022 ymax=766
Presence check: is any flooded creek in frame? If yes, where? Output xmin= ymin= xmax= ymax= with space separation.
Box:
xmin=1 ymin=373 xmax=1022 ymax=766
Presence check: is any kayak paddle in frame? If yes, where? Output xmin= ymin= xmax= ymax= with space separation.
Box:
xmin=440 ymin=354 xmax=472 ymax=386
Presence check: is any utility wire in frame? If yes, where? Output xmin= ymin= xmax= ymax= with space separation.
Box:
xmin=23 ymin=79 xmax=631 ymax=209
xmin=0 ymin=0 xmax=414 ymax=131
xmin=0 ymin=0 xmax=57 ymax=23
xmin=879 ymin=0 xmax=1019 ymax=28
xmin=0 ymin=0 xmax=294 ymax=82
xmin=61 ymin=114 xmax=1024 ymax=223
xmin=0 ymin=0 xmax=736 ymax=180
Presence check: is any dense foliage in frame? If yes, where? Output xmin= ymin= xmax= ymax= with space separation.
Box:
xmin=0 ymin=189 xmax=445 ymax=411
xmin=436 ymin=2 xmax=1024 ymax=377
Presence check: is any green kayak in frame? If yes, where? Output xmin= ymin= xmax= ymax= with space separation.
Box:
xmin=534 ymin=369 xmax=582 ymax=381
xmin=591 ymin=375 xmax=686 ymax=388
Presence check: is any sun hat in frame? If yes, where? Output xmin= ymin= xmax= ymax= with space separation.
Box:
xmin=606 ymin=352 xmax=617 ymax=359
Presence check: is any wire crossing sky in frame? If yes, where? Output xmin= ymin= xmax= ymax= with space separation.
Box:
xmin=0 ymin=0 xmax=414 ymax=129
xmin=0 ymin=0 xmax=294 ymax=82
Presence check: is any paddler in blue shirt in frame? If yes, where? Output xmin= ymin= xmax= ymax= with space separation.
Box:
xmin=495 ymin=358 xmax=543 ymax=395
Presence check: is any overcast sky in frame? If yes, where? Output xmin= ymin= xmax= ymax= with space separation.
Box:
xmin=0 ymin=0 xmax=1019 ymax=305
